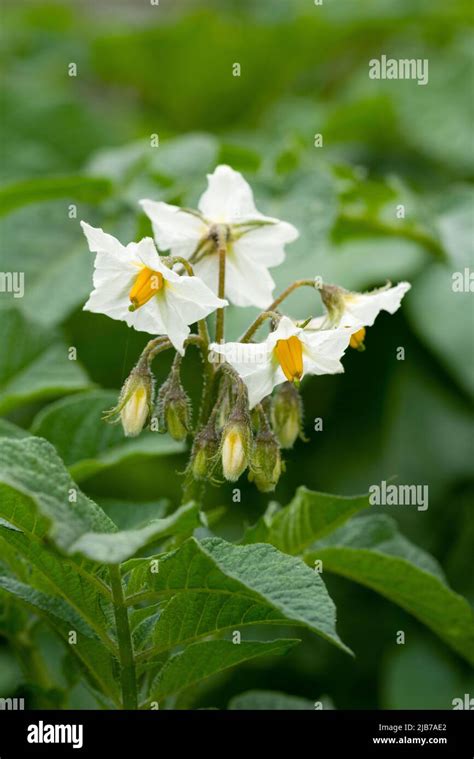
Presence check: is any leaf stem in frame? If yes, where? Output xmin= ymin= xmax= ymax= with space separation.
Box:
xmin=109 ymin=564 xmax=137 ymax=710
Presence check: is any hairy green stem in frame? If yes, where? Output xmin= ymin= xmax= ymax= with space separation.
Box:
xmin=109 ymin=565 xmax=137 ymax=710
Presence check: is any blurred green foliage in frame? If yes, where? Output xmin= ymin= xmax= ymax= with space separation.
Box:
xmin=0 ymin=0 xmax=473 ymax=709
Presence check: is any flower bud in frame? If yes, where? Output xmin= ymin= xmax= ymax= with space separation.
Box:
xmin=155 ymin=358 xmax=192 ymax=441
xmin=249 ymin=428 xmax=282 ymax=493
xmin=221 ymin=414 xmax=251 ymax=482
xmin=271 ymin=381 xmax=303 ymax=449
xmin=165 ymin=397 xmax=191 ymax=441
xmin=190 ymin=424 xmax=220 ymax=481
xmin=104 ymin=362 xmax=154 ymax=438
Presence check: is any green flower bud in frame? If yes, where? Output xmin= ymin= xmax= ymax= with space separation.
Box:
xmin=271 ymin=381 xmax=303 ymax=449
xmin=190 ymin=424 xmax=220 ymax=481
xmin=165 ymin=397 xmax=191 ymax=442
xmin=249 ymin=428 xmax=282 ymax=493
xmin=104 ymin=362 xmax=154 ymax=438
xmin=155 ymin=356 xmax=192 ymax=441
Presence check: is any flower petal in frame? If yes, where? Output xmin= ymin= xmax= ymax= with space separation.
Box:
xmin=341 ymin=282 xmax=412 ymax=328
xmin=210 ymin=341 xmax=276 ymax=408
xmin=124 ymin=295 xmax=167 ymax=336
xmin=233 ymin=220 xmax=299 ymax=267
xmin=198 ymin=165 xmax=259 ymax=223
xmin=301 ymin=327 xmax=352 ymax=375
xmin=153 ymin=295 xmax=190 ymax=355
xmin=167 ymin=275 xmax=228 ymax=324
xmin=225 ymin=248 xmax=276 ymax=308
xmin=139 ymin=200 xmax=205 ymax=258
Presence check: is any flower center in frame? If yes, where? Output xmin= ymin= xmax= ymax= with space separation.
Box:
xmin=129 ymin=267 xmax=163 ymax=311
xmin=350 ymin=326 xmax=366 ymax=350
xmin=275 ymin=336 xmax=303 ymax=383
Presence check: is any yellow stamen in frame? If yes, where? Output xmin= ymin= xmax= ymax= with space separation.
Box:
xmin=129 ymin=267 xmax=163 ymax=311
xmin=275 ymin=336 xmax=303 ymax=383
xmin=350 ymin=327 xmax=366 ymax=351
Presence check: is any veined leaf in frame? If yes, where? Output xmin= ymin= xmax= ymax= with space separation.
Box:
xmin=243 ymin=487 xmax=369 ymax=553
xmin=0 ymin=309 xmax=91 ymax=413
xmin=129 ymin=536 xmax=351 ymax=657
xmin=304 ymin=515 xmax=474 ymax=665
xmin=30 ymin=390 xmax=185 ymax=482
xmin=0 ymin=576 xmax=96 ymax=638
xmin=0 ymin=575 xmax=120 ymax=706
xmin=0 ymin=436 xmax=201 ymax=563
xmin=71 ymin=502 xmax=204 ymax=564
xmin=0 ymin=526 xmax=115 ymax=644
xmin=147 ymin=639 xmax=299 ymax=704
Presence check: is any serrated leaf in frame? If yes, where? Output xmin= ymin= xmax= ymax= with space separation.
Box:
xmin=131 ymin=536 xmax=350 ymax=658
xmin=243 ymin=487 xmax=369 ymax=553
xmin=0 ymin=309 xmax=91 ymax=413
xmin=304 ymin=515 xmax=474 ymax=664
xmin=30 ymin=390 xmax=185 ymax=482
xmin=147 ymin=639 xmax=298 ymax=703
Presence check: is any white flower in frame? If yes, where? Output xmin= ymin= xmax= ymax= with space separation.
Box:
xmin=139 ymin=164 xmax=299 ymax=309
xmin=210 ymin=316 xmax=352 ymax=408
xmin=310 ymin=281 xmax=411 ymax=331
xmin=81 ymin=222 xmax=227 ymax=355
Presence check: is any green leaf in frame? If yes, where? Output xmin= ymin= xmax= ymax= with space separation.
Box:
xmin=0 ymin=436 xmax=116 ymax=554
xmin=228 ymin=690 xmax=327 ymax=710
xmin=0 ymin=419 xmax=29 ymax=439
xmin=0 ymin=435 xmax=201 ymax=563
xmin=147 ymin=639 xmax=299 ymax=703
xmin=0 ymin=575 xmax=96 ymax=638
xmin=130 ymin=536 xmax=351 ymax=657
xmin=243 ymin=487 xmax=370 ymax=553
xmin=0 ymin=573 xmax=120 ymax=706
xmin=30 ymin=390 xmax=185 ymax=482
xmin=70 ymin=502 xmax=204 ymax=564
xmin=304 ymin=515 xmax=474 ymax=665
xmin=0 ymin=526 xmax=114 ymax=645
xmin=0 ymin=309 xmax=91 ymax=413
xmin=0 ymin=175 xmax=112 ymax=216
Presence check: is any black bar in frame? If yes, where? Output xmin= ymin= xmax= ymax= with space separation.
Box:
xmin=0 ymin=709 xmax=472 ymax=757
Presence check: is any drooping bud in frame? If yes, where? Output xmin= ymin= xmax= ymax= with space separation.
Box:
xmin=249 ymin=427 xmax=282 ymax=493
xmin=104 ymin=361 xmax=154 ymax=438
xmin=271 ymin=381 xmax=303 ymax=449
xmin=155 ymin=354 xmax=192 ymax=441
xmin=221 ymin=408 xmax=252 ymax=482
xmin=349 ymin=326 xmax=366 ymax=351
xmin=190 ymin=423 xmax=220 ymax=480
